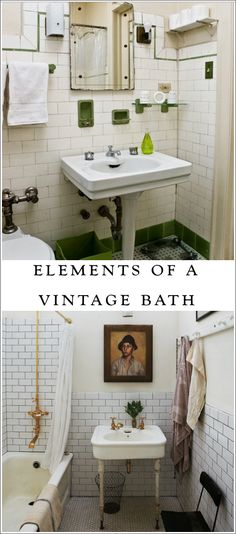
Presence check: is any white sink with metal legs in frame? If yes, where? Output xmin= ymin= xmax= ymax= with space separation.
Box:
xmin=61 ymin=150 xmax=192 ymax=259
xmin=91 ymin=424 xmax=166 ymax=460
xmin=91 ymin=424 xmax=167 ymax=529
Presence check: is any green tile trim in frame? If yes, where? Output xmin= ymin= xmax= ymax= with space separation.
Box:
xmin=148 ymin=223 xmax=164 ymax=241
xmin=196 ymin=235 xmax=210 ymax=259
xmin=135 ymin=228 xmax=149 ymax=246
xmin=179 ymin=53 xmax=217 ymax=61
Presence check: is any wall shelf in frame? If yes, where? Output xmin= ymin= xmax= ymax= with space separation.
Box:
xmin=133 ymin=98 xmax=187 ymax=114
xmin=167 ymin=17 xmax=218 ymax=34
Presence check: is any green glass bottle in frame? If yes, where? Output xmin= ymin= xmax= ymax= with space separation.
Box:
xmin=141 ymin=131 xmax=154 ymax=154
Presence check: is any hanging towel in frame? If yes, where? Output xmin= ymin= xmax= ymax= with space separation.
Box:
xmin=2 ymin=63 xmax=7 ymax=113
xmin=171 ymin=336 xmax=192 ymax=478
xmin=42 ymin=323 xmax=74 ymax=473
xmin=20 ymin=484 xmax=62 ymax=532
xmin=7 ymin=61 xmax=48 ymax=126
xmin=186 ymin=338 xmax=206 ymax=430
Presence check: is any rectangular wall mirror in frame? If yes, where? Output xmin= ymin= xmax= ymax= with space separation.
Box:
xmin=70 ymin=2 xmax=134 ymax=90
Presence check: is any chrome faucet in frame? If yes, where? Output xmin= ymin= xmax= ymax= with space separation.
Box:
xmin=105 ymin=145 xmax=121 ymax=157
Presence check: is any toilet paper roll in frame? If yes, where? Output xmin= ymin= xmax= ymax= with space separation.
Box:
xmin=153 ymin=91 xmax=166 ymax=104
xmin=191 ymin=4 xmax=209 ymax=22
xmin=169 ymin=13 xmax=180 ymax=30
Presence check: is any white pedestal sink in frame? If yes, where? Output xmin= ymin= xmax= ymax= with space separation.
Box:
xmin=91 ymin=425 xmax=167 ymax=529
xmin=61 ymin=151 xmax=192 ymax=259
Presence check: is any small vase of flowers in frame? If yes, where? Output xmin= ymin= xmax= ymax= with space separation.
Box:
xmin=124 ymin=400 xmax=144 ymax=428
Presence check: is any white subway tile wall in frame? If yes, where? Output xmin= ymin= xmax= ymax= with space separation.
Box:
xmin=177 ymin=405 xmax=234 ymax=532
xmin=2 ymin=321 xmax=7 ymax=455
xmin=2 ymin=6 xmax=178 ymax=249
xmin=176 ymin=42 xmax=217 ymax=241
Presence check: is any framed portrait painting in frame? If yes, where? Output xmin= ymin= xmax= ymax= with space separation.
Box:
xmin=104 ymin=325 xmax=153 ymax=382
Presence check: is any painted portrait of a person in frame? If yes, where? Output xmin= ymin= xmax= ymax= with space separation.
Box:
xmin=111 ymin=334 xmax=145 ymax=377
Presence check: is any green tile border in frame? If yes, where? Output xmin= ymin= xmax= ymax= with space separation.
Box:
xmin=101 ymin=219 xmax=210 ymax=258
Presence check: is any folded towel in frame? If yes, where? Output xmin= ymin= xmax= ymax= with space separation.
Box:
xmin=7 ymin=61 xmax=48 ymax=126
xmin=20 ymin=484 xmax=62 ymax=532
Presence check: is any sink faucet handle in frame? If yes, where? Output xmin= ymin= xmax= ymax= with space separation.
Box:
xmin=139 ymin=417 xmax=145 ymax=430
xmin=110 ymin=416 xmax=116 ymax=430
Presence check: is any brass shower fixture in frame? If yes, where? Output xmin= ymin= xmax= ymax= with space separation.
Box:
xmin=28 ymin=312 xmax=48 ymax=448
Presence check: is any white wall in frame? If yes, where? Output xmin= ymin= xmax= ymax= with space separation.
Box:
xmin=177 ymin=311 xmax=234 ymax=414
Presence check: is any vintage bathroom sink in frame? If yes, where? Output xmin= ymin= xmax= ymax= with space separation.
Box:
xmin=61 ymin=150 xmax=192 ymax=199
xmin=91 ymin=425 xmax=167 ymax=460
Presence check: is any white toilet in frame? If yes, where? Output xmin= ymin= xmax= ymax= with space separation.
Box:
xmin=2 ymin=228 xmax=55 ymax=260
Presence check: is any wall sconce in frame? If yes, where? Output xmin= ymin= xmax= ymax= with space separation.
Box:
xmin=46 ymin=3 xmax=64 ymax=37
xmin=136 ymin=23 xmax=152 ymax=44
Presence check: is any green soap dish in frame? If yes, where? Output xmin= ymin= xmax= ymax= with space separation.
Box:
xmin=112 ymin=109 xmax=130 ymax=125
xmin=78 ymin=100 xmax=94 ymax=127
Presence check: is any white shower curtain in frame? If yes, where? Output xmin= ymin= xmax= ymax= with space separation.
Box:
xmin=42 ymin=323 xmax=74 ymax=473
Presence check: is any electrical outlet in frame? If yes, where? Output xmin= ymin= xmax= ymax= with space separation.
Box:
xmin=158 ymin=82 xmax=171 ymax=93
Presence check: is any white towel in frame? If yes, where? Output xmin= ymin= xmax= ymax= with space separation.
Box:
xmin=2 ymin=62 xmax=8 ymax=123
xmin=186 ymin=338 xmax=206 ymax=430
xmin=2 ymin=62 xmax=7 ymax=107
xmin=7 ymin=61 xmax=48 ymax=126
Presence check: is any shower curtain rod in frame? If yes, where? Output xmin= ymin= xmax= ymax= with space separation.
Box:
xmin=178 ymin=314 xmax=234 ymax=343
xmin=55 ymin=311 xmax=73 ymax=324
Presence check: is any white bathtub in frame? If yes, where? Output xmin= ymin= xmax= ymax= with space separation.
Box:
xmin=2 ymin=452 xmax=73 ymax=533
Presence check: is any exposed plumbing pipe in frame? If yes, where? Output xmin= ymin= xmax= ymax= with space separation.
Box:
xmin=126 ymin=460 xmax=132 ymax=474
xmin=2 ymin=187 xmax=39 ymax=234
xmin=98 ymin=196 xmax=122 ymax=240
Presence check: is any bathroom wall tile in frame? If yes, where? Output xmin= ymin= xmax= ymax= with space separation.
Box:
xmin=176 ymin=44 xmax=217 ymax=242
xmin=177 ymin=403 xmax=234 ymax=532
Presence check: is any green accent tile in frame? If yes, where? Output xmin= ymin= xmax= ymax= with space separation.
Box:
xmin=135 ymin=228 xmax=148 ymax=246
xmin=196 ymin=235 xmax=210 ymax=259
xmin=148 ymin=223 xmax=164 ymax=242
xmin=163 ymin=220 xmax=175 ymax=236
xmin=174 ymin=220 xmax=184 ymax=239
xmin=183 ymin=227 xmax=196 ymax=249
xmin=113 ymin=238 xmax=122 ymax=252
xmin=100 ymin=237 xmax=113 ymax=249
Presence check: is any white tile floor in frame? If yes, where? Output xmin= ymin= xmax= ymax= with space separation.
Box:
xmin=59 ymin=496 xmax=182 ymax=532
